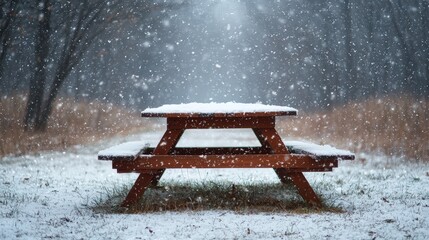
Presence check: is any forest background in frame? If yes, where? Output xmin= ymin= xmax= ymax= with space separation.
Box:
xmin=0 ymin=0 xmax=427 ymax=160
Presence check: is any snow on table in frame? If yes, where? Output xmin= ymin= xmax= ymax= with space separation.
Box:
xmin=141 ymin=102 xmax=297 ymax=115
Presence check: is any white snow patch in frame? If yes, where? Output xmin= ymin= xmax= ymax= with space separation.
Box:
xmin=98 ymin=141 xmax=149 ymax=158
xmin=142 ymin=102 xmax=297 ymax=115
xmin=1 ymin=130 xmax=428 ymax=239
xmin=285 ymin=140 xmax=354 ymax=156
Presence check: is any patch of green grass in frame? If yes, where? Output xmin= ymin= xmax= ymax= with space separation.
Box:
xmin=93 ymin=181 xmax=344 ymax=214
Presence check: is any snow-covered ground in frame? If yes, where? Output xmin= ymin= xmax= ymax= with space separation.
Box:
xmin=1 ymin=130 xmax=428 ymax=239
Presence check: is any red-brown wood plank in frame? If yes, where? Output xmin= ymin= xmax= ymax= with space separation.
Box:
xmin=253 ymin=127 xmax=322 ymax=206
xmin=284 ymin=171 xmax=321 ymax=207
xmin=252 ymin=128 xmax=289 ymax=154
xmin=167 ymin=116 xmax=275 ymax=129
xmin=112 ymin=154 xmax=337 ymax=170
xmin=118 ymin=147 xmax=271 ymax=155
xmin=170 ymin=147 xmax=272 ymax=155
xmin=121 ymin=171 xmax=158 ymax=207
xmin=149 ymin=128 xmax=185 ymax=185
xmin=153 ymin=129 xmax=185 ymax=155
xmin=279 ymin=167 xmax=333 ymax=172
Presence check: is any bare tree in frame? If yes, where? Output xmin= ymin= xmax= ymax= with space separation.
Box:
xmin=343 ymin=0 xmax=357 ymax=102
xmin=35 ymin=1 xmax=125 ymax=131
xmin=24 ymin=0 xmax=130 ymax=131
xmin=0 ymin=0 xmax=19 ymax=85
xmin=422 ymin=0 xmax=429 ymax=96
xmin=24 ymin=0 xmax=50 ymax=131
xmin=23 ymin=0 xmax=186 ymax=131
xmin=386 ymin=0 xmax=423 ymax=95
xmin=319 ymin=3 xmax=341 ymax=109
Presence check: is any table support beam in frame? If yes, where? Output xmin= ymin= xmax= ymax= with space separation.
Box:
xmin=252 ymin=128 xmax=289 ymax=153
xmin=150 ymin=129 xmax=185 ymax=185
xmin=123 ymin=129 xmax=185 ymax=206
xmin=121 ymin=172 xmax=156 ymax=207
xmin=167 ymin=116 xmax=275 ymax=129
xmin=254 ymin=128 xmax=322 ymax=207
xmin=276 ymin=169 xmax=321 ymax=207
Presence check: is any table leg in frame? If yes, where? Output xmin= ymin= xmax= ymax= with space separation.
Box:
xmin=283 ymin=171 xmax=321 ymax=207
xmin=121 ymin=172 xmax=156 ymax=207
xmin=149 ymin=169 xmax=165 ymax=186
xmin=253 ymin=128 xmax=321 ymax=207
xmin=253 ymin=128 xmax=291 ymax=180
xmin=273 ymin=167 xmax=295 ymax=185
xmin=121 ymin=129 xmax=184 ymax=206
xmin=253 ymin=128 xmax=288 ymax=153
xmin=150 ymin=129 xmax=185 ymax=185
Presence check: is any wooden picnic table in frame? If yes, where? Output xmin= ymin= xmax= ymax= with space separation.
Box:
xmin=99 ymin=103 xmax=354 ymax=207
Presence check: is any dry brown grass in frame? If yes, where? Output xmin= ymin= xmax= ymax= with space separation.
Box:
xmin=2 ymin=94 xmax=427 ymax=161
xmin=0 ymin=95 xmax=146 ymax=157
xmin=94 ymin=181 xmax=342 ymax=214
xmin=279 ymin=95 xmax=429 ymax=162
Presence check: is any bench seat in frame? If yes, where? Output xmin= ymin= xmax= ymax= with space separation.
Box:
xmin=98 ymin=141 xmax=149 ymax=161
xmin=98 ymin=140 xmax=354 ymax=162
xmin=285 ymin=140 xmax=355 ymax=160
xmin=98 ymin=140 xmax=354 ymax=174
xmin=98 ymin=139 xmax=354 ymax=207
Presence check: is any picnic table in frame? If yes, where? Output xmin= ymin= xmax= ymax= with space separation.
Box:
xmin=99 ymin=103 xmax=354 ymax=207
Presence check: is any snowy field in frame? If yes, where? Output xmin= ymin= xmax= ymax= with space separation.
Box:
xmin=1 ymin=130 xmax=428 ymax=239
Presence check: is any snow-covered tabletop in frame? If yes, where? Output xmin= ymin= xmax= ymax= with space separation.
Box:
xmin=141 ymin=102 xmax=297 ymax=117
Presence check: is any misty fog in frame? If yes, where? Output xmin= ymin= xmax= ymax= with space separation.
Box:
xmin=1 ymin=0 xmax=428 ymax=112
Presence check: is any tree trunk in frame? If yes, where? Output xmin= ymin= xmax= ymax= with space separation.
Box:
xmin=36 ymin=65 xmax=71 ymax=131
xmin=365 ymin=1 xmax=377 ymax=97
xmin=421 ymin=1 xmax=429 ymax=97
xmin=34 ymin=7 xmax=81 ymax=131
xmin=343 ymin=0 xmax=357 ymax=102
xmin=24 ymin=0 xmax=51 ymax=131
xmin=0 ymin=0 xmax=18 ymax=87
xmin=387 ymin=0 xmax=419 ymax=95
